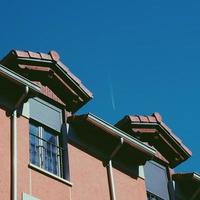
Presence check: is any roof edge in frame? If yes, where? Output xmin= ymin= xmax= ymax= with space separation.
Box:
xmin=68 ymin=113 xmax=156 ymax=159
xmin=0 ymin=64 xmax=40 ymax=93
xmin=173 ymin=172 xmax=200 ymax=182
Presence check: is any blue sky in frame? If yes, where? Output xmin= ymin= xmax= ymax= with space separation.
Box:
xmin=0 ymin=1 xmax=199 ymax=173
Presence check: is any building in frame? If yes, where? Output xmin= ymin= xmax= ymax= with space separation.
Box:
xmin=0 ymin=49 xmax=199 ymax=200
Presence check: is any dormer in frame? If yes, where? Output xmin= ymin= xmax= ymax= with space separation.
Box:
xmin=1 ymin=50 xmax=93 ymax=113
xmin=115 ymin=112 xmax=192 ymax=168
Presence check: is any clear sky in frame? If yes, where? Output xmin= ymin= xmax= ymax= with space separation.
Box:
xmin=0 ymin=1 xmax=199 ymax=173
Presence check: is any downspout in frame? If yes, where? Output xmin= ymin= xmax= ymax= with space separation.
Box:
xmin=107 ymin=138 xmax=124 ymax=200
xmin=12 ymin=86 xmax=29 ymax=200
xmin=107 ymin=160 xmax=116 ymax=200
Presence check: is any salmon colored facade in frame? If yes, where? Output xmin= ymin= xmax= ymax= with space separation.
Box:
xmin=68 ymin=144 xmax=110 ymax=200
xmin=113 ymin=168 xmax=147 ymax=200
xmin=0 ymin=109 xmax=11 ymax=200
xmin=0 ymin=49 xmax=199 ymax=200
xmin=0 ymin=107 xmax=148 ymax=200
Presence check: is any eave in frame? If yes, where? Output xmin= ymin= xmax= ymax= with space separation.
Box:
xmin=173 ymin=172 xmax=200 ymax=183
xmin=0 ymin=64 xmax=40 ymax=110
xmin=172 ymin=172 xmax=200 ymax=200
xmin=68 ymin=113 xmax=156 ymax=166
xmin=0 ymin=64 xmax=40 ymax=93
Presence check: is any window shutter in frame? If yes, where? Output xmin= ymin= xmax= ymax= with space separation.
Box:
xmin=144 ymin=161 xmax=170 ymax=200
xmin=29 ymin=97 xmax=62 ymax=132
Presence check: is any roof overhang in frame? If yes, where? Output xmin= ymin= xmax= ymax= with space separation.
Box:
xmin=0 ymin=64 xmax=40 ymax=92
xmin=1 ymin=50 xmax=92 ymax=112
xmin=115 ymin=113 xmax=192 ymax=168
xmin=0 ymin=64 xmax=40 ymax=110
xmin=172 ymin=173 xmax=200 ymax=200
xmin=68 ymin=113 xmax=156 ymax=167
xmin=173 ymin=172 xmax=200 ymax=183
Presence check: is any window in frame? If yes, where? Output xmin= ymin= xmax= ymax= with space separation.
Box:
xmin=147 ymin=192 xmax=164 ymax=200
xmin=29 ymin=121 xmax=63 ymax=177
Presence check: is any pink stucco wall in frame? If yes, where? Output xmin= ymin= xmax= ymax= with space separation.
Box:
xmin=68 ymin=144 xmax=111 ymax=200
xmin=0 ymin=108 xmax=11 ymax=200
xmin=0 ymin=107 xmax=147 ymax=200
xmin=113 ymin=167 xmax=147 ymax=200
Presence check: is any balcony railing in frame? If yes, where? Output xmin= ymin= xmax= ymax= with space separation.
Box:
xmin=30 ymin=133 xmax=64 ymax=178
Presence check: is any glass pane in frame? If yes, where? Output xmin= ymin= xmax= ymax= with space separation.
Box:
xmin=30 ymin=123 xmax=39 ymax=136
xmin=43 ymin=129 xmax=57 ymax=145
xmin=43 ymin=128 xmax=59 ymax=176
xmin=29 ymin=123 xmax=40 ymax=166
xmin=29 ymin=122 xmax=62 ymax=177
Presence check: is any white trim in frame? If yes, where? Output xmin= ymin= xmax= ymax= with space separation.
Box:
xmin=193 ymin=173 xmax=200 ymax=181
xmin=29 ymin=163 xmax=73 ymax=186
xmin=22 ymin=101 xmax=30 ymax=118
xmin=139 ymin=165 xmax=145 ymax=179
xmin=23 ymin=193 xmax=39 ymax=200
xmin=0 ymin=64 xmax=40 ymax=92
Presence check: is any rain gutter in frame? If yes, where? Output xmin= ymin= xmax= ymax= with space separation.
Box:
xmin=87 ymin=113 xmax=156 ymax=158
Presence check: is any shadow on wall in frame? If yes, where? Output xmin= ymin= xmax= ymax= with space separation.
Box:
xmin=68 ymin=126 xmax=140 ymax=179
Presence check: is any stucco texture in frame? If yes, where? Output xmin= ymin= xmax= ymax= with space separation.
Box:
xmin=0 ymin=108 xmax=11 ymax=200
xmin=68 ymin=144 xmax=110 ymax=200
xmin=113 ymin=167 xmax=147 ymax=200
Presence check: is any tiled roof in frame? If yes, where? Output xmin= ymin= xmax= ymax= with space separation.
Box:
xmin=1 ymin=49 xmax=93 ymax=112
xmin=2 ymin=50 xmax=92 ymax=97
xmin=115 ymin=112 xmax=192 ymax=168
xmin=123 ymin=112 xmax=191 ymax=153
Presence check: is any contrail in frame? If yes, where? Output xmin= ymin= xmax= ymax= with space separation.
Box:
xmin=108 ymin=73 xmax=116 ymax=111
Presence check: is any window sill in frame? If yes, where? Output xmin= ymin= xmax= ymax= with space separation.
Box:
xmin=28 ymin=163 xmax=73 ymax=187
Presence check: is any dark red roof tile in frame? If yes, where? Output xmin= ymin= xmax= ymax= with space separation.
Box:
xmin=14 ymin=50 xmax=29 ymax=58
xmin=152 ymin=112 xmax=162 ymax=123
xmin=40 ymin=52 xmax=52 ymax=60
xmin=28 ymin=51 xmax=41 ymax=59
xmin=49 ymin=50 xmax=60 ymax=61
xmin=129 ymin=116 xmax=140 ymax=123
xmin=147 ymin=116 xmax=157 ymax=123
xmin=138 ymin=115 xmax=149 ymax=123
